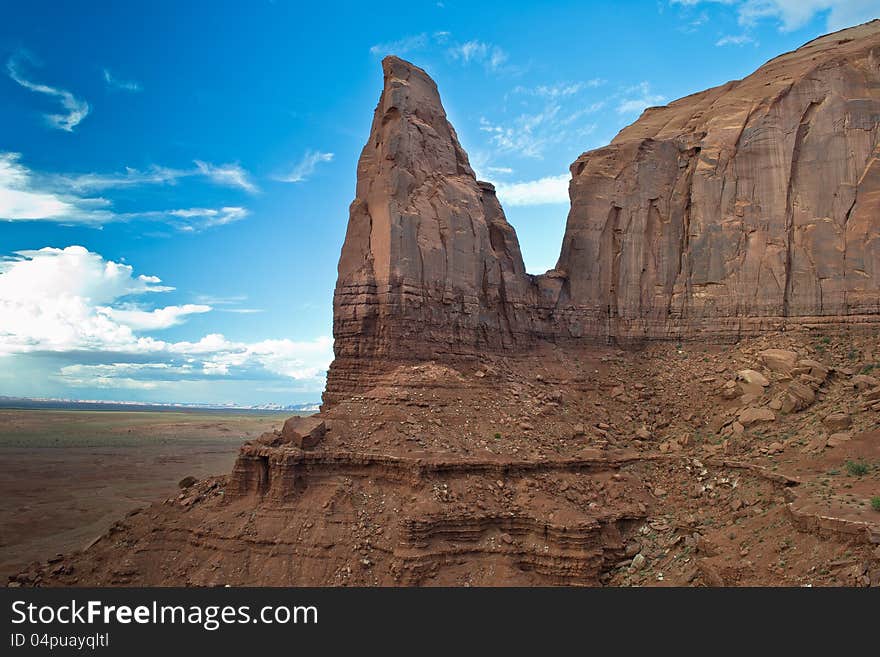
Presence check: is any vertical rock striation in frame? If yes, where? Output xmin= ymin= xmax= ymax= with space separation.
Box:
xmin=326 ymin=23 xmax=880 ymax=405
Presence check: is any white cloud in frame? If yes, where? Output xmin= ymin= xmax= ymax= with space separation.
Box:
xmin=512 ymin=80 xmax=605 ymax=98
xmin=166 ymin=206 xmax=249 ymax=231
xmin=715 ymin=33 xmax=757 ymax=45
xmin=617 ymin=82 xmax=667 ymax=114
xmin=276 ymin=150 xmax=334 ymax=183
xmin=54 ymin=165 xmax=186 ymax=192
xmin=57 ymin=160 xmax=258 ymax=193
xmin=7 ymin=53 xmax=89 ymax=132
xmin=102 ymin=68 xmax=141 ymax=92
xmin=369 ymin=33 xmax=429 ymax=55
xmin=97 ymin=304 xmax=211 ymax=331
xmin=448 ymin=40 xmax=509 ymax=70
xmin=479 ymin=104 xmax=598 ymax=159
xmin=671 ymin=0 xmax=878 ymax=32
xmin=193 ymin=160 xmax=258 ymax=193
xmin=0 ymin=152 xmax=252 ymax=229
xmin=0 ymin=153 xmax=81 ymax=220
xmin=493 ymin=174 xmax=570 ymax=206
xmin=0 ymin=246 xmax=334 ymax=391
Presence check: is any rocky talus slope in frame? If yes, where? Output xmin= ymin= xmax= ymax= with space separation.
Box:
xmin=11 ymin=23 xmax=880 ymax=587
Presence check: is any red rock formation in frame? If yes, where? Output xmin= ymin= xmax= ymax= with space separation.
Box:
xmin=328 ymin=23 xmax=880 ymax=406
xmin=557 ymin=20 xmax=880 ymax=341
xmin=326 ymin=56 xmax=546 ymax=402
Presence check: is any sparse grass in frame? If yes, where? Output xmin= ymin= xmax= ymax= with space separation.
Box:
xmin=845 ymin=460 xmax=870 ymax=476
xmin=871 ymin=496 xmax=880 ymax=512
xmin=819 ymin=336 xmax=831 ymax=345
xmin=861 ymin=363 xmax=877 ymax=374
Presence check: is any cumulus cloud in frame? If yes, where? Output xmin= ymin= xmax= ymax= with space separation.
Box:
xmin=7 ymin=53 xmax=89 ymax=132
xmin=493 ymin=174 xmax=570 ymax=206
xmin=275 ymin=150 xmax=334 ymax=183
xmin=617 ymin=82 xmax=667 ymax=114
xmin=0 ymin=246 xmax=334 ymax=392
xmin=102 ymin=68 xmax=141 ymax=92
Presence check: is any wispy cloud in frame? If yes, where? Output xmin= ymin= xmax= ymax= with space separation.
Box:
xmin=193 ymin=160 xmax=258 ymax=193
xmin=6 ymin=53 xmax=89 ymax=132
xmin=512 ymin=79 xmax=605 ymax=98
xmin=0 ymin=153 xmax=110 ymax=221
xmin=55 ymin=160 xmax=258 ymax=194
xmin=368 ymin=32 xmax=513 ymax=74
xmin=479 ymin=104 xmax=598 ymax=159
xmin=671 ymin=0 xmax=878 ymax=34
xmin=165 ymin=206 xmax=249 ymax=231
xmin=447 ymin=39 xmax=509 ymax=70
xmin=616 ymin=81 xmax=667 ymax=114
xmin=0 ymin=152 xmax=250 ymax=230
xmin=715 ymin=33 xmax=757 ymax=45
xmin=369 ymin=33 xmax=430 ymax=56
xmin=102 ymin=68 xmax=141 ymax=92
xmin=493 ymin=174 xmax=570 ymax=206
xmin=275 ymin=150 xmax=334 ymax=183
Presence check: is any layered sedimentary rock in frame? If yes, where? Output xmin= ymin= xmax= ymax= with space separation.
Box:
xmin=558 ymin=21 xmax=880 ymax=341
xmin=327 ymin=22 xmax=880 ymax=405
xmin=327 ymin=56 xmax=547 ymax=402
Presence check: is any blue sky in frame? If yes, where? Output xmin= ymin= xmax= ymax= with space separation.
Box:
xmin=1 ymin=0 xmax=877 ymax=405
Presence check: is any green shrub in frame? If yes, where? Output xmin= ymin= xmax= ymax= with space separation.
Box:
xmin=846 ymin=460 xmax=870 ymax=476
xmin=493 ymin=432 xmax=502 ymax=440
xmin=871 ymin=496 xmax=880 ymax=512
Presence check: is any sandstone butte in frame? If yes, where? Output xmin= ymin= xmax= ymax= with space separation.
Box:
xmin=326 ymin=21 xmax=880 ymax=405
xmin=15 ymin=22 xmax=880 ymax=588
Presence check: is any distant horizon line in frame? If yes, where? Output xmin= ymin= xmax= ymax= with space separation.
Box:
xmin=0 ymin=394 xmax=320 ymax=412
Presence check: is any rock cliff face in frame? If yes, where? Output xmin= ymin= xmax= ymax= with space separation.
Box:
xmin=558 ymin=21 xmax=880 ymax=342
xmin=327 ymin=22 xmax=880 ymax=405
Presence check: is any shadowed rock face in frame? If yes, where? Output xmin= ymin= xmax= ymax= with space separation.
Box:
xmin=326 ymin=22 xmax=880 ymax=405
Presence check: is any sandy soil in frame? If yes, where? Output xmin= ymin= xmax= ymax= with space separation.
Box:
xmin=0 ymin=409 xmax=288 ymax=579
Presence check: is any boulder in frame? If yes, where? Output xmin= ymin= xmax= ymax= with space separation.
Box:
xmin=827 ymin=432 xmax=852 ymax=447
xmin=822 ymin=412 xmax=852 ymax=432
xmin=738 ymin=407 xmax=776 ymax=426
xmin=852 ymin=374 xmax=880 ymax=391
xmin=737 ymin=369 xmax=769 ymax=387
xmin=760 ymin=349 xmax=798 ymax=374
xmin=178 ymin=476 xmax=198 ymax=489
xmin=796 ymin=359 xmax=830 ymax=381
xmin=779 ymin=381 xmax=816 ymax=414
xmin=280 ymin=415 xmax=327 ymax=449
